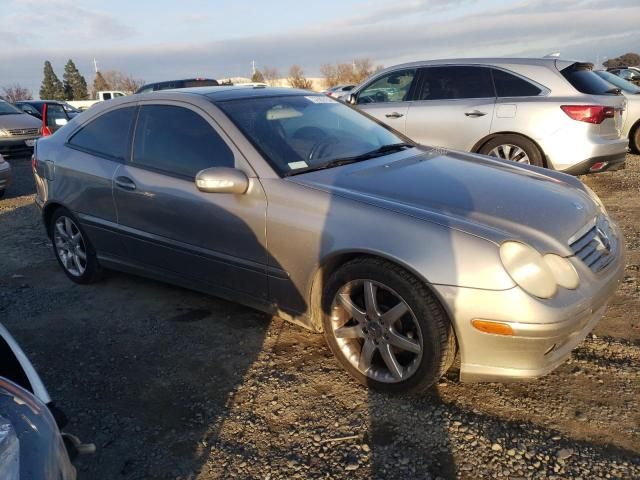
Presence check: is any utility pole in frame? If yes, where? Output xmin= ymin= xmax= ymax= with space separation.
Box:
xmin=251 ymin=60 xmax=256 ymax=76
xmin=93 ymin=58 xmax=98 ymax=73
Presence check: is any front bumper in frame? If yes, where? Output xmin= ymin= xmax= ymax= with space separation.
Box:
xmin=434 ymin=225 xmax=626 ymax=382
xmin=561 ymin=152 xmax=627 ymax=176
xmin=0 ymin=160 xmax=11 ymax=191
xmin=0 ymin=137 xmax=38 ymax=157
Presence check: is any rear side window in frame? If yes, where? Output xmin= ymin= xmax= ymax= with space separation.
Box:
xmin=491 ymin=69 xmax=542 ymax=97
xmin=561 ymin=63 xmax=618 ymax=95
xmin=416 ymin=66 xmax=494 ymax=100
xmin=68 ymin=107 xmax=136 ymax=160
xmin=132 ymin=105 xmax=234 ymax=178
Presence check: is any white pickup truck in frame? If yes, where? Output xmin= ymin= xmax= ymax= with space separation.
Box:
xmin=67 ymin=91 xmax=127 ymax=111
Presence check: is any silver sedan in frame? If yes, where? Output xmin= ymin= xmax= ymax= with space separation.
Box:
xmin=31 ymin=87 xmax=625 ymax=393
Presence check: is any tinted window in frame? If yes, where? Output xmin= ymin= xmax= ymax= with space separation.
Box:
xmin=69 ymin=107 xmax=135 ymax=160
xmin=102 ymin=93 xmax=112 ymax=100
xmin=46 ymin=104 xmax=68 ymax=129
xmin=218 ymin=95 xmax=405 ymax=176
xmin=183 ymin=80 xmax=219 ymax=88
xmin=416 ymin=66 xmax=494 ymax=100
xmin=492 ymin=69 xmax=542 ymax=97
xmin=357 ymin=69 xmax=416 ymax=104
xmin=133 ymin=105 xmax=234 ymax=177
xmin=19 ymin=103 xmax=42 ymax=115
xmin=561 ymin=63 xmax=618 ymax=95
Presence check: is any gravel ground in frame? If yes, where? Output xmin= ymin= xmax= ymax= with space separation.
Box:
xmin=0 ymin=153 xmax=638 ymax=479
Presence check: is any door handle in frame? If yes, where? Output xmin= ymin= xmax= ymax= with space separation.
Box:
xmin=115 ymin=176 xmax=136 ymax=191
xmin=385 ymin=112 xmax=404 ymax=118
xmin=464 ymin=110 xmax=487 ymax=117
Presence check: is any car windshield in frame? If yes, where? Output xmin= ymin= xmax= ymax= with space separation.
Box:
xmin=595 ymin=70 xmax=640 ymax=94
xmin=217 ymin=95 xmax=409 ymax=175
xmin=0 ymin=101 xmax=22 ymax=115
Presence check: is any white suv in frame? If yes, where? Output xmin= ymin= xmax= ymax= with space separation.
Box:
xmin=347 ymin=58 xmax=628 ymax=175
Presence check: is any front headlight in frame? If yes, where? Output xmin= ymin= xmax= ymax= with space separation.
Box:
xmin=0 ymin=129 xmax=10 ymax=137
xmin=500 ymin=241 xmax=579 ymax=299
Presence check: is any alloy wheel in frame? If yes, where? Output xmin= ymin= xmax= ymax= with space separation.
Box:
xmin=329 ymin=279 xmax=423 ymax=383
xmin=488 ymin=144 xmax=530 ymax=164
xmin=53 ymin=216 xmax=87 ymax=277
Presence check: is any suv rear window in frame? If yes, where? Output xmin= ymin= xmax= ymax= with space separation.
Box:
xmin=561 ymin=63 xmax=619 ymax=95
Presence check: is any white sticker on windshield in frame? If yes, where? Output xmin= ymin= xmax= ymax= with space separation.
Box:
xmin=288 ymin=161 xmax=308 ymax=170
xmin=305 ymin=95 xmax=336 ymax=104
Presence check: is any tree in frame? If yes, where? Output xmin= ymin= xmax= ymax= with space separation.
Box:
xmin=320 ymin=58 xmax=384 ymax=87
xmin=63 ymin=59 xmax=89 ymax=100
xmin=92 ymin=71 xmax=111 ymax=98
xmin=287 ymin=65 xmax=313 ymax=90
xmin=604 ymin=52 xmax=640 ymax=69
xmin=0 ymin=84 xmax=33 ymax=103
xmin=262 ymin=66 xmax=280 ymax=86
xmin=251 ymin=69 xmax=265 ymax=83
xmin=39 ymin=61 xmax=65 ymax=100
xmin=101 ymin=70 xmax=145 ymax=94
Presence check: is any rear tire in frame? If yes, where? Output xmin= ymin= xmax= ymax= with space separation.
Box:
xmin=322 ymin=258 xmax=456 ymax=394
xmin=479 ymin=134 xmax=544 ymax=167
xmin=630 ymin=123 xmax=640 ymax=154
xmin=50 ymin=207 xmax=102 ymax=284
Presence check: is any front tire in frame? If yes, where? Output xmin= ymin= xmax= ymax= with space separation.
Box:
xmin=479 ymin=134 xmax=544 ymax=167
xmin=322 ymin=258 xmax=456 ymax=393
xmin=50 ymin=207 xmax=102 ymax=284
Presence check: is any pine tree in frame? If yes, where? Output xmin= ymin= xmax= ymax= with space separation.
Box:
xmin=92 ymin=71 xmax=111 ymax=98
xmin=63 ymin=59 xmax=88 ymax=100
xmin=39 ymin=61 xmax=65 ymax=100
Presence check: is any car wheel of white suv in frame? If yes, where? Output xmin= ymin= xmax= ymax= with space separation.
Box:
xmin=480 ymin=135 xmax=544 ymax=168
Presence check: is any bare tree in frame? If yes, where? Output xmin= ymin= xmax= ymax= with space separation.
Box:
xmin=320 ymin=58 xmax=384 ymax=88
xmin=288 ymin=65 xmax=313 ymax=90
xmin=320 ymin=63 xmax=338 ymax=88
xmin=101 ymin=70 xmax=145 ymax=93
xmin=1 ymin=84 xmax=33 ymax=102
xmin=262 ymin=66 xmax=280 ymax=86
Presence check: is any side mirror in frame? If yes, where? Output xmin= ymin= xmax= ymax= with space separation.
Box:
xmin=54 ymin=118 xmax=68 ymax=126
xmin=195 ymin=167 xmax=249 ymax=194
xmin=346 ymin=93 xmax=357 ymax=105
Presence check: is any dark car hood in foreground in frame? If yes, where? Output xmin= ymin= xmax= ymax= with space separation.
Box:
xmin=290 ymin=148 xmax=598 ymax=255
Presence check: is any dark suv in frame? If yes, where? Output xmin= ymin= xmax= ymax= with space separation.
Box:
xmin=135 ymin=78 xmax=219 ymax=94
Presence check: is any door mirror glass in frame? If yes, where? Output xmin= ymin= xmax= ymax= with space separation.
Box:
xmin=54 ymin=118 xmax=68 ymax=126
xmin=195 ymin=167 xmax=248 ymax=194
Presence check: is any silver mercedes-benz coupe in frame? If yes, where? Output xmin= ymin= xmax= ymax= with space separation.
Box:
xmin=32 ymin=86 xmax=625 ymax=393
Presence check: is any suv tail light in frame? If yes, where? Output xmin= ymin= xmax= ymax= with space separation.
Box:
xmin=560 ymin=105 xmax=615 ymax=124
xmin=41 ymin=103 xmax=52 ymax=137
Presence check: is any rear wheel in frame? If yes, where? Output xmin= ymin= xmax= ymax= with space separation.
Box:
xmin=322 ymin=258 xmax=456 ymax=393
xmin=479 ymin=134 xmax=544 ymax=167
xmin=630 ymin=123 xmax=640 ymax=154
xmin=50 ymin=208 xmax=102 ymax=284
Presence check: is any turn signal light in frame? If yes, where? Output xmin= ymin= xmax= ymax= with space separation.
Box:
xmin=471 ymin=319 xmax=514 ymax=336
xmin=560 ymin=105 xmax=614 ymax=124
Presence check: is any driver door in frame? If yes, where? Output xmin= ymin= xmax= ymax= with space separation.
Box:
xmin=355 ymin=69 xmax=417 ymax=134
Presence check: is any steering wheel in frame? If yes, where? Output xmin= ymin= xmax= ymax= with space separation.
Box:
xmin=374 ymin=91 xmax=387 ymax=102
xmin=307 ymin=137 xmax=337 ymax=162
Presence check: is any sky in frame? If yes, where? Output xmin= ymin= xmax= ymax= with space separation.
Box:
xmin=1 ymin=0 xmax=639 ymax=96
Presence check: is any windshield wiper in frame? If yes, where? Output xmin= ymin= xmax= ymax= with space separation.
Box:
xmin=286 ymin=143 xmax=413 ymax=176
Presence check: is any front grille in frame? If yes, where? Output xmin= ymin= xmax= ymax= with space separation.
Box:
xmin=569 ymin=217 xmax=616 ymax=273
xmin=7 ymin=128 xmax=39 ymax=137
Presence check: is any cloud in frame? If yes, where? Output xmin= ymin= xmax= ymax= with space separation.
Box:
xmin=1 ymin=0 xmax=637 ymax=95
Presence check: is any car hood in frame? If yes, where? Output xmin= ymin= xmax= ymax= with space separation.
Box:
xmin=0 ymin=112 xmax=41 ymax=129
xmin=289 ymin=148 xmax=598 ymax=255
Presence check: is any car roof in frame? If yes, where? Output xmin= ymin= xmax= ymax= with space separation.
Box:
xmin=374 ymin=57 xmax=582 ymax=73
xmin=138 ymin=85 xmax=318 ymax=101
xmin=15 ymin=100 xmax=62 ymax=105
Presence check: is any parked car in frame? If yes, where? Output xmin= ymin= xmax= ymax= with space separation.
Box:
xmin=0 ymin=322 xmax=94 ymax=479
xmin=15 ymin=100 xmax=72 ymax=136
xmin=135 ymin=78 xmax=219 ymax=94
xmin=346 ymin=58 xmax=627 ymax=175
xmin=0 ymin=99 xmax=41 ymax=157
xmin=325 ymin=84 xmax=356 ymax=99
xmin=67 ymin=91 xmax=127 ymax=111
xmin=60 ymin=102 xmax=83 ymax=118
xmin=606 ymin=67 xmax=640 ymax=86
xmin=595 ymin=70 xmax=640 ymax=153
xmin=0 ymin=153 xmax=10 ymax=197
xmin=32 ymin=87 xmax=625 ymax=393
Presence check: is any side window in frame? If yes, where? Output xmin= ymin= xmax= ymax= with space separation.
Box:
xmin=492 ymin=69 xmax=542 ymax=97
xmin=416 ymin=66 xmax=494 ymax=100
xmin=357 ymin=69 xmax=416 ymax=104
xmin=68 ymin=107 xmax=136 ymax=160
xmin=46 ymin=104 xmax=68 ymax=128
xmin=102 ymin=93 xmax=112 ymax=100
xmin=132 ymin=105 xmax=234 ymax=178
xmin=114 ymin=92 xmax=124 ymax=98
xmin=137 ymin=86 xmax=153 ymax=94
